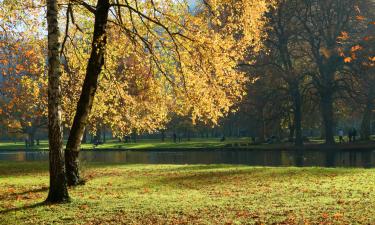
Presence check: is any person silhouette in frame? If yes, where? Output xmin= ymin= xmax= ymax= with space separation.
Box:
xmin=338 ymin=129 xmax=344 ymax=143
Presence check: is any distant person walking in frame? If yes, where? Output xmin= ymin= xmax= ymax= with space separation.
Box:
xmin=352 ymin=128 xmax=357 ymax=142
xmin=338 ymin=129 xmax=344 ymax=143
xmin=348 ymin=129 xmax=353 ymax=143
xmin=173 ymin=133 xmax=177 ymax=143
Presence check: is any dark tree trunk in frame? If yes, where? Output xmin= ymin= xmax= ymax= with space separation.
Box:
xmin=102 ymin=126 xmax=106 ymax=143
xmin=46 ymin=0 xmax=70 ymax=203
xmin=28 ymin=131 xmax=35 ymax=147
xmin=132 ymin=132 xmax=137 ymax=143
xmin=288 ymin=122 xmax=295 ymax=141
xmin=292 ymin=84 xmax=303 ymax=146
xmin=161 ymin=130 xmax=165 ymax=142
xmin=95 ymin=127 xmax=102 ymax=143
xmin=360 ymin=97 xmax=373 ymax=141
xmin=320 ymin=93 xmax=335 ymax=144
xmin=65 ymin=0 xmax=110 ymax=186
xmin=82 ymin=128 xmax=87 ymax=144
xmin=317 ymin=63 xmax=336 ymax=145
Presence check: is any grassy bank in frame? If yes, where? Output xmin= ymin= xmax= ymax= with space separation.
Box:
xmin=1 ymin=162 xmax=375 ymax=224
xmin=0 ymin=138 xmax=251 ymax=151
xmin=1 ymin=137 xmax=375 ymax=152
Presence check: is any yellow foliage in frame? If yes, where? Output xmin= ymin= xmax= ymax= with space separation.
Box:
xmin=1 ymin=0 xmax=272 ymax=137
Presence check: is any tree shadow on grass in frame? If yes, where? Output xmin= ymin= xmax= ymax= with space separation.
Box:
xmin=0 ymin=186 xmax=49 ymax=200
xmin=151 ymin=166 xmax=360 ymax=190
xmin=0 ymin=161 xmax=49 ymax=177
xmin=0 ymin=202 xmax=45 ymax=214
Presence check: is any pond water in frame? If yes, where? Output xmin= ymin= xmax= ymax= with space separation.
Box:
xmin=1 ymin=149 xmax=375 ymax=168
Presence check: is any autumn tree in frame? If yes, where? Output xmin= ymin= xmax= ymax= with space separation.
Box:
xmin=340 ymin=2 xmax=375 ymax=140
xmin=295 ymin=0 xmax=370 ymax=144
xmin=0 ymin=38 xmax=47 ymax=146
xmin=59 ymin=0 xmax=272 ymax=185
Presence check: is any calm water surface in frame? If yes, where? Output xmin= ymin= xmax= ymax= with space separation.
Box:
xmin=1 ymin=149 xmax=375 ymax=168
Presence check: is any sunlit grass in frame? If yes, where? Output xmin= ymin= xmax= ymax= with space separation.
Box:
xmin=1 ymin=162 xmax=375 ymax=224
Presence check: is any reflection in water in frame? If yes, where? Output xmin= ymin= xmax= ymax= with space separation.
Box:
xmin=0 ymin=150 xmax=374 ymax=168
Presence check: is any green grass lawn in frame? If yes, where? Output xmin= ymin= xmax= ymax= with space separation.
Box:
xmin=1 ymin=162 xmax=375 ymax=224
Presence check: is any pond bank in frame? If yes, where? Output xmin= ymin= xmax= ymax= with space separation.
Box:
xmin=1 ymin=142 xmax=374 ymax=152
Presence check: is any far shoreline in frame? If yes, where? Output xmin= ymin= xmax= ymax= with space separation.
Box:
xmin=1 ymin=142 xmax=375 ymax=152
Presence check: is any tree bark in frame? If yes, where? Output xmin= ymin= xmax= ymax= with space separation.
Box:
xmin=46 ymin=0 xmax=70 ymax=203
xmin=65 ymin=0 xmax=110 ymax=186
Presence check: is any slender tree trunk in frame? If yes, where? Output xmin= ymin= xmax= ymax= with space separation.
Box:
xmin=102 ymin=126 xmax=106 ymax=143
xmin=292 ymin=84 xmax=303 ymax=146
xmin=46 ymin=0 xmax=70 ymax=203
xmin=95 ymin=127 xmax=102 ymax=143
xmin=28 ymin=131 xmax=35 ymax=147
xmin=288 ymin=122 xmax=295 ymax=141
xmin=65 ymin=0 xmax=110 ymax=186
xmin=161 ymin=130 xmax=165 ymax=142
xmin=82 ymin=128 xmax=87 ymax=144
xmin=360 ymin=97 xmax=373 ymax=141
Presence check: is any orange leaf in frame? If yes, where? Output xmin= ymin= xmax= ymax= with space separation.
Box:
xmin=356 ymin=15 xmax=366 ymax=21
xmin=338 ymin=31 xmax=349 ymax=41
xmin=351 ymin=45 xmax=362 ymax=52
xmin=25 ymin=50 xmax=34 ymax=57
xmin=79 ymin=204 xmax=89 ymax=210
xmin=333 ymin=213 xmax=343 ymax=219
xmin=344 ymin=57 xmax=352 ymax=63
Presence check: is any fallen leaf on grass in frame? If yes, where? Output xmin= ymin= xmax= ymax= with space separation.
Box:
xmin=333 ymin=213 xmax=343 ymax=219
xmin=79 ymin=204 xmax=89 ymax=210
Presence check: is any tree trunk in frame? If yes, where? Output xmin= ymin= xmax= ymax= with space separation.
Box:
xmin=82 ymin=128 xmax=87 ymax=144
xmin=288 ymin=122 xmax=295 ymax=141
xmin=46 ymin=0 xmax=70 ymax=203
xmin=65 ymin=0 xmax=110 ymax=186
xmin=292 ymin=84 xmax=303 ymax=146
xmin=360 ymin=98 xmax=373 ymax=141
xmin=161 ymin=130 xmax=165 ymax=142
xmin=102 ymin=126 xmax=106 ymax=143
xmin=320 ymin=94 xmax=335 ymax=144
xmin=28 ymin=131 xmax=35 ymax=147
xmin=95 ymin=127 xmax=102 ymax=143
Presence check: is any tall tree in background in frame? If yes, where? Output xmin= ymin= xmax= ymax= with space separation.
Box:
xmin=265 ymin=0 xmax=308 ymax=146
xmin=0 ymin=39 xmax=47 ymax=146
xmin=345 ymin=2 xmax=375 ymax=140
xmin=297 ymin=0 xmax=361 ymax=144
xmin=46 ymin=0 xmax=70 ymax=202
